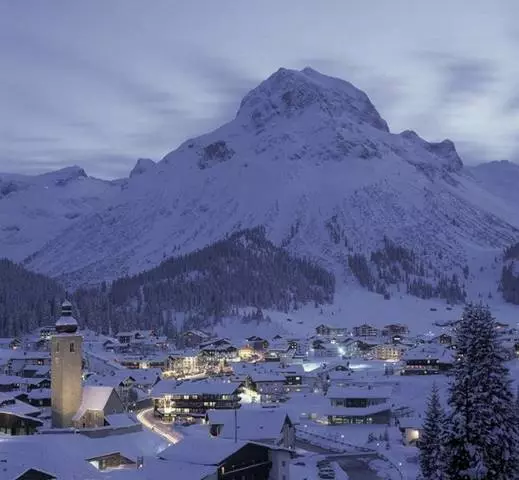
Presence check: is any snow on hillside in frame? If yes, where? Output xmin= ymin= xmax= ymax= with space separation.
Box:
xmin=0 ymin=166 xmax=120 ymax=261
xmin=210 ymin=285 xmax=519 ymax=341
xmin=22 ymin=68 xmax=519 ymax=294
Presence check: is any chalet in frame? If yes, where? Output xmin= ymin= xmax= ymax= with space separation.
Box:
xmin=207 ymin=408 xmax=296 ymax=448
xmin=0 ymin=410 xmax=43 ymax=436
xmin=338 ymin=338 xmax=361 ymax=357
xmin=246 ymin=335 xmax=269 ymax=351
xmin=372 ymin=343 xmax=405 ymax=361
xmin=25 ymin=388 xmax=52 ymax=407
xmin=151 ymin=379 xmax=242 ymax=420
xmin=167 ymin=351 xmax=200 ymax=376
xmin=102 ymin=339 xmax=119 ymax=352
xmin=72 ymin=386 xmax=125 ymax=429
xmin=246 ymin=373 xmax=286 ymax=403
xmin=6 ymin=352 xmax=51 ymax=376
xmin=116 ymin=330 xmax=151 ymax=345
xmin=401 ymin=344 xmax=455 ymax=375
xmin=353 ymin=324 xmax=379 ymax=338
xmin=0 ymin=392 xmax=42 ymax=435
xmin=0 ymin=374 xmax=23 ymax=392
xmin=324 ymin=386 xmax=392 ymax=425
xmin=265 ymin=341 xmax=294 ymax=362
xmin=278 ymin=365 xmax=308 ymax=392
xmin=382 ymin=323 xmax=409 ymax=337
xmin=311 ymin=341 xmax=338 ymax=358
xmin=182 ymin=329 xmax=212 ymax=348
xmin=199 ymin=343 xmax=238 ymax=363
xmin=315 ymin=324 xmax=348 ymax=337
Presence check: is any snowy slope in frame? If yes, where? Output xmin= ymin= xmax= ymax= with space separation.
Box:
xmin=18 ymin=68 xmax=519 ymax=289
xmin=0 ymin=166 xmax=120 ymax=261
xmin=467 ymin=160 xmax=519 ymax=214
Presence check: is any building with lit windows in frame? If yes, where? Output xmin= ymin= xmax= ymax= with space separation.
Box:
xmin=151 ymin=379 xmax=242 ymax=420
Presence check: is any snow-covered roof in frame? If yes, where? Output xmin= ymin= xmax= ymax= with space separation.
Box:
xmin=152 ymin=379 xmax=240 ymax=397
xmin=207 ymin=408 xmax=291 ymax=441
xmin=55 ymin=315 xmax=78 ymax=327
xmin=249 ymin=373 xmax=286 ymax=383
xmin=0 ymin=399 xmax=42 ymax=417
xmin=105 ymin=413 xmax=138 ymax=428
xmin=27 ymin=388 xmax=52 ymax=400
xmin=158 ymin=436 xmax=248 ymax=465
xmin=327 ymin=386 xmax=392 ymax=400
xmin=0 ymin=430 xmax=169 ymax=479
xmin=0 ymin=374 xmax=24 ymax=385
xmin=73 ymin=386 xmax=115 ymax=421
xmin=402 ymin=343 xmax=455 ymax=362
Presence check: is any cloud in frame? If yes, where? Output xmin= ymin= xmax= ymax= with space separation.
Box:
xmin=503 ymin=92 xmax=519 ymax=113
xmin=442 ymin=59 xmax=496 ymax=100
xmin=417 ymin=51 xmax=498 ymax=104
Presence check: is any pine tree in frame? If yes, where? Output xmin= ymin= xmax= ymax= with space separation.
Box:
xmin=443 ymin=304 xmax=519 ymax=479
xmin=419 ymin=382 xmax=446 ymax=480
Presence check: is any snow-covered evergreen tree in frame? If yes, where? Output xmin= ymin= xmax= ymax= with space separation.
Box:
xmin=419 ymin=382 xmax=445 ymax=480
xmin=443 ymin=303 xmax=519 ymax=479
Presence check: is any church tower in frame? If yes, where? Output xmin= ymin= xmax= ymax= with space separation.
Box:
xmin=51 ymin=300 xmax=83 ymax=428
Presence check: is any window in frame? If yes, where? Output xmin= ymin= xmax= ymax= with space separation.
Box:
xmin=56 ymin=343 xmax=60 ymax=353
xmin=70 ymin=343 xmax=75 ymax=353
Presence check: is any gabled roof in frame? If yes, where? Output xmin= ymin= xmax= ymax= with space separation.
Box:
xmin=207 ymin=408 xmax=291 ymax=441
xmin=402 ymin=343 xmax=455 ymax=362
xmin=72 ymin=386 xmax=116 ymax=421
xmin=158 ymin=437 xmax=248 ymax=465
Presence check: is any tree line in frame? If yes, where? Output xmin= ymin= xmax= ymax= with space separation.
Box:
xmin=0 ymin=227 xmax=335 ymax=337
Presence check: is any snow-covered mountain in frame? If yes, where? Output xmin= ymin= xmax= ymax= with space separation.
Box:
xmin=0 ymin=166 xmax=120 ymax=261
xmin=12 ymin=68 xmax=519 ymax=293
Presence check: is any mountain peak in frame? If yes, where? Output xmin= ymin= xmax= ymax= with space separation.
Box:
xmin=400 ymin=130 xmax=463 ymax=173
xmin=236 ymin=67 xmax=389 ymax=132
xmin=130 ymin=158 xmax=156 ymax=178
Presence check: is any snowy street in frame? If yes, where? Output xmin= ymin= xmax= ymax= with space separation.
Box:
xmin=135 ymin=407 xmax=183 ymax=444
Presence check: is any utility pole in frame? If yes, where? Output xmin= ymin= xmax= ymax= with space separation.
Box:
xmin=234 ymin=407 xmax=238 ymax=443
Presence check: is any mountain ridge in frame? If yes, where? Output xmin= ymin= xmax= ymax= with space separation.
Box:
xmin=0 ymin=68 xmax=516 ymax=304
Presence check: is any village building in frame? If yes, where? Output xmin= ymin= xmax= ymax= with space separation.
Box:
xmin=324 ymin=386 xmax=392 ymax=425
xmin=158 ymin=436 xmax=293 ymax=480
xmin=401 ymin=344 xmax=455 ymax=375
xmin=246 ymin=373 xmax=287 ymax=403
xmin=181 ymin=329 xmax=212 ymax=348
xmin=315 ymin=324 xmax=348 ymax=337
xmin=372 ymin=343 xmax=405 ymax=361
xmin=72 ymin=386 xmax=125 ymax=429
xmin=381 ymin=323 xmax=409 ymax=337
xmin=151 ymin=379 xmax=242 ymax=420
xmin=206 ymin=408 xmax=296 ymax=448
xmin=353 ymin=324 xmax=380 ymax=338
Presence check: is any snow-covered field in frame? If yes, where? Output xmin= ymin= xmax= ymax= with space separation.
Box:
xmin=211 ymin=285 xmax=519 ymax=341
